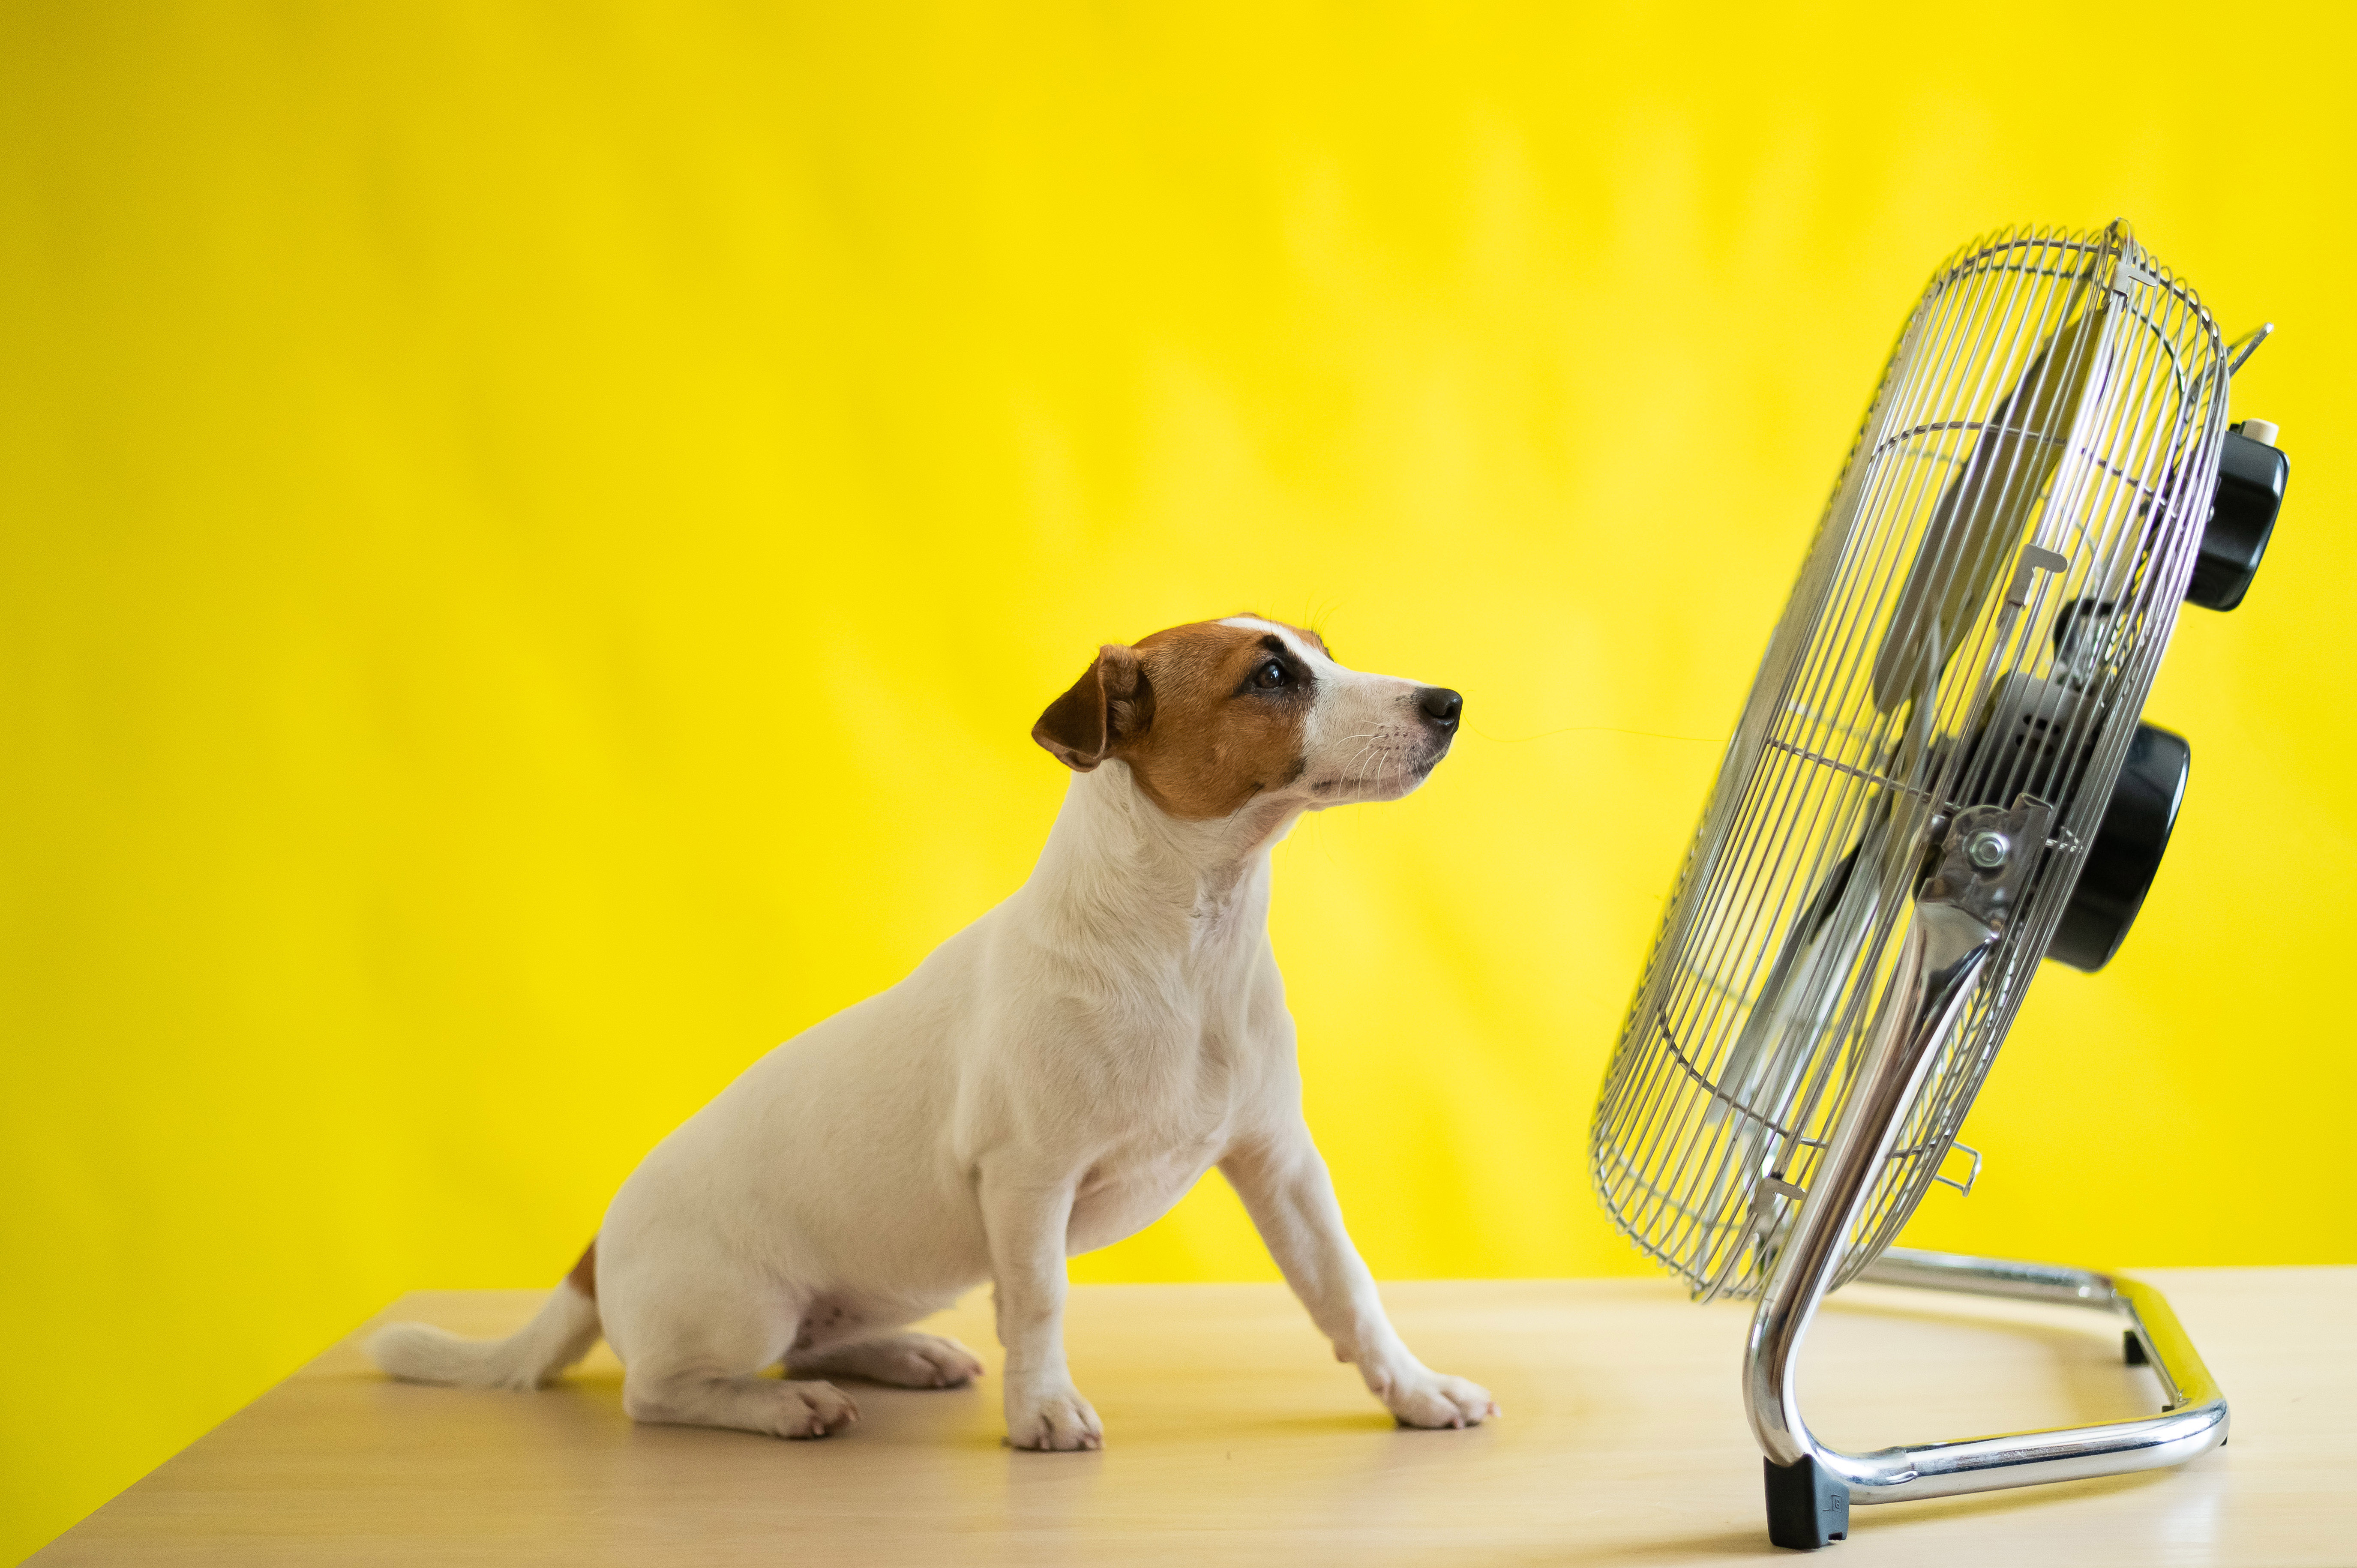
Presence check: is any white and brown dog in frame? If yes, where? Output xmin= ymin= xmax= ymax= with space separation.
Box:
xmin=370 ymin=614 xmax=1495 ymax=1450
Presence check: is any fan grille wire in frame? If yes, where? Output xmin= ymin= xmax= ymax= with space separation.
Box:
xmin=1592 ymin=222 xmax=2228 ymax=1300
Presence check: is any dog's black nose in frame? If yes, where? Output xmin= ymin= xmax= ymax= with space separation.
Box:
xmin=1418 ymin=687 xmax=1463 ymax=730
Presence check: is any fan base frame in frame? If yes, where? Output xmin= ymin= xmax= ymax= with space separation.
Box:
xmin=1750 ymin=1249 xmax=2226 ymax=1551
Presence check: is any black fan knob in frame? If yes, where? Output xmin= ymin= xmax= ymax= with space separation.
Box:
xmin=2185 ymin=422 xmax=2288 ymax=612
xmin=2046 ymin=723 xmax=2190 ymax=971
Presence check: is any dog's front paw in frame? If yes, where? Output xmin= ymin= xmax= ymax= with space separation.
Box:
xmin=1005 ymin=1383 xmax=1104 ymax=1451
xmin=1380 ymin=1370 xmax=1498 ymax=1430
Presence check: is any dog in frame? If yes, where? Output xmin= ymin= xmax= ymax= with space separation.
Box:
xmin=369 ymin=614 xmax=1496 ymax=1450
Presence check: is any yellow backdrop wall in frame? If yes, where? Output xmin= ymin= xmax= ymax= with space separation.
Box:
xmin=6 ymin=1 xmax=2354 ymax=1558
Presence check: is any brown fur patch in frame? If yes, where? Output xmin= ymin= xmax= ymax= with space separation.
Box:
xmin=1033 ymin=618 xmax=1325 ymax=819
xmin=566 ymin=1239 xmax=597 ymax=1301
xmin=1033 ymin=645 xmax=1149 ymax=771
xmin=1117 ymin=621 xmax=1311 ymax=819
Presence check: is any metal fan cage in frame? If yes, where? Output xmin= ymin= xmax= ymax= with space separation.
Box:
xmin=1592 ymin=221 xmax=2229 ymax=1301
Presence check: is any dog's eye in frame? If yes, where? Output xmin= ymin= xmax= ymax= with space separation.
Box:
xmin=1254 ymin=660 xmax=1288 ymax=690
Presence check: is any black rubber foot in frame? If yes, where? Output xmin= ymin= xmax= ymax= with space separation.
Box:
xmin=1765 ymin=1454 xmax=1850 ymax=1550
xmin=2124 ymin=1329 xmax=2149 ymax=1366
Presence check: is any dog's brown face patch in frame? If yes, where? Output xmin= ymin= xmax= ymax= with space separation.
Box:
xmin=1126 ymin=622 xmax=1315 ymax=818
xmin=1033 ymin=618 xmax=1319 ymax=820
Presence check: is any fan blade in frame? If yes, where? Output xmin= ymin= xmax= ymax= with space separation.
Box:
xmin=1870 ymin=293 xmax=2112 ymax=713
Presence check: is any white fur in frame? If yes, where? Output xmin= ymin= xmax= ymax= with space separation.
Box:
xmin=370 ymin=1287 xmax=599 ymax=1392
xmin=368 ymin=620 xmax=1494 ymax=1449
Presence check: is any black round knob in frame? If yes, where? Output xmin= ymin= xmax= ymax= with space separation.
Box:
xmin=2186 ymin=424 xmax=2287 ymax=612
xmin=2046 ymin=723 xmax=2189 ymax=972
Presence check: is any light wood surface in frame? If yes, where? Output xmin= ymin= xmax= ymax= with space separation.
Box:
xmin=31 ymin=1269 xmax=2354 ymax=1565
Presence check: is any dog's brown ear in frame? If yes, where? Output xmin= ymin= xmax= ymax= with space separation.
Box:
xmin=1033 ymin=644 xmax=1150 ymax=771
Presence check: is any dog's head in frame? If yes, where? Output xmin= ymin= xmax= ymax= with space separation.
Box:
xmin=1031 ymin=616 xmax=1461 ymax=821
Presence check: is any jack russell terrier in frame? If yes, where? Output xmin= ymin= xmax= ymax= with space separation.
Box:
xmin=370 ymin=614 xmax=1496 ymax=1450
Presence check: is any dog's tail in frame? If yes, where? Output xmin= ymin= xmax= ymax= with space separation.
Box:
xmin=366 ymin=1240 xmax=603 ymax=1391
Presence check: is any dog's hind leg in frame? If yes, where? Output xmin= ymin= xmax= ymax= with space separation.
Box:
xmin=624 ymin=1363 xmax=858 ymax=1440
xmin=790 ymin=1334 xmax=984 ymax=1389
xmin=610 ymin=1279 xmax=859 ymax=1441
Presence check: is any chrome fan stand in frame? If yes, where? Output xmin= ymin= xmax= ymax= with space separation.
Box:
xmin=1743 ymin=800 xmax=2226 ymax=1550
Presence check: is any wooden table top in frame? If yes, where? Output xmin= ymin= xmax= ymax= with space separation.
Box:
xmin=30 ymin=1268 xmax=2355 ymax=1565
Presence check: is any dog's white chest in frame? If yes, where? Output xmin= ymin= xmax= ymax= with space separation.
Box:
xmin=1053 ymin=1001 xmax=1265 ymax=1256
xmin=1064 ymin=1135 xmax=1227 ymax=1256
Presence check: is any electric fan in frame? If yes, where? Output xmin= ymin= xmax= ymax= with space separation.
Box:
xmin=1590 ymin=221 xmax=2289 ymax=1551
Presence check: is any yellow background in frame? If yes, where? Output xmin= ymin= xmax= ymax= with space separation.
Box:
xmin=5 ymin=1 xmax=2353 ymax=1558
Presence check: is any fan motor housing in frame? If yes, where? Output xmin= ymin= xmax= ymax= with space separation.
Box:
xmin=2050 ymin=422 xmax=2286 ymax=971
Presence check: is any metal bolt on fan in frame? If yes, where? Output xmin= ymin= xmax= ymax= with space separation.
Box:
xmin=1590 ymin=220 xmax=2289 ymax=1551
